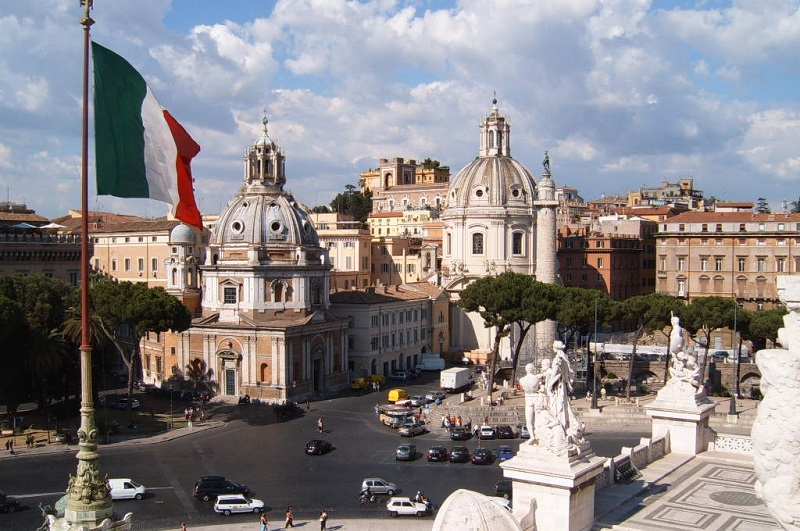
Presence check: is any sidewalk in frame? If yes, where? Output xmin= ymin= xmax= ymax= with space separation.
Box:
xmin=184 ymin=518 xmax=434 ymax=531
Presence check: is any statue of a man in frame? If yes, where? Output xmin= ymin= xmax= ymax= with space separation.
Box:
xmin=519 ymin=359 xmax=550 ymax=444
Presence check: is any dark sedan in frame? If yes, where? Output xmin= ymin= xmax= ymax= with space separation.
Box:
xmin=449 ymin=445 xmax=470 ymax=463
xmin=304 ymin=439 xmax=333 ymax=455
xmin=426 ymin=445 xmax=449 ymax=462
xmin=470 ymin=448 xmax=493 ymax=465
xmin=497 ymin=425 xmax=515 ymax=439
xmin=449 ymin=426 xmax=472 ymax=440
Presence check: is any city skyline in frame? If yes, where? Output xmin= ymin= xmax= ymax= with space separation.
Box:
xmin=1 ymin=0 xmax=798 ymax=221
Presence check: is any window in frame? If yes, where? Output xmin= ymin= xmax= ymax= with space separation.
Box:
xmin=124 ymin=237 xmax=130 ymax=243
xmin=138 ymin=258 xmax=144 ymax=272
xmin=223 ymin=286 xmax=237 ymax=304
xmin=69 ymin=272 xmax=78 ymax=286
xmin=381 ymin=246 xmax=387 ymax=255
xmin=778 ymin=258 xmax=786 ymax=272
xmin=678 ymin=257 xmax=685 ymax=271
xmin=382 ymin=314 xmax=390 ymax=326
xmin=597 ymin=257 xmax=603 ymax=268
xmin=421 ymin=308 xmax=428 ymax=320
xmin=738 ymin=257 xmax=746 ymax=272
xmin=472 ymin=233 xmax=484 ymax=254
xmin=151 ymin=258 xmax=158 ymax=271
xmin=716 ymin=224 xmax=722 ymax=232
xmin=371 ymin=315 xmax=379 ymax=327
xmin=512 ymin=232 xmax=523 ymax=255
xmin=678 ymin=279 xmax=686 ymax=297
xmin=715 ymin=257 xmax=723 ymax=271
xmin=399 ymin=312 xmax=404 ymax=324
xmin=758 ymin=223 xmax=765 ymax=231
xmin=701 ymin=224 xmax=708 ymax=232
xmin=348 ymin=336 xmax=355 ymax=349
xmin=566 ymin=257 xmax=573 ymax=267
xmin=371 ymin=337 xmax=379 ymax=349
xmin=394 ymin=264 xmax=401 ymax=272
xmin=757 ymin=257 xmax=766 ymax=272
xmin=124 ymin=258 xmax=131 ymax=271
xmin=346 ymin=256 xmax=352 ymax=269
xmin=679 ymin=224 xmax=685 ymax=232
xmin=582 ymin=257 xmax=588 ymax=267
xmin=779 ymin=223 xmax=785 ymax=230
xmin=381 ymin=263 xmax=389 ymax=273
xmin=406 ymin=264 xmax=415 ymax=273
xmin=739 ymin=224 xmax=746 ymax=232
xmin=701 ymin=258 xmax=708 ymax=271
xmin=362 ymin=257 xmax=368 ymax=270
xmin=446 ymin=233 xmax=451 ymax=255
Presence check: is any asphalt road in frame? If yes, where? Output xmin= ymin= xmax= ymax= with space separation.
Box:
xmin=0 ymin=373 xmax=648 ymax=531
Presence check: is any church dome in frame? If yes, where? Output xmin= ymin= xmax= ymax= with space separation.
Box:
xmin=445 ymin=100 xmax=538 ymax=210
xmin=432 ymin=489 xmax=521 ymax=531
xmin=212 ymin=192 xmax=318 ymax=247
xmin=211 ymin=111 xmax=319 ymax=248
xmin=169 ymin=223 xmax=197 ymax=245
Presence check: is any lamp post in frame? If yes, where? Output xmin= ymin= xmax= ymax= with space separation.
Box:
xmin=591 ymin=296 xmax=599 ymax=410
xmin=729 ymin=302 xmax=739 ymax=415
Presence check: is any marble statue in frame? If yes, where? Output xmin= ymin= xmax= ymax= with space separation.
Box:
xmin=752 ymin=275 xmax=800 ymax=530
xmin=519 ymin=360 xmax=549 ymax=445
xmin=519 ymin=342 xmax=586 ymax=457
xmin=663 ymin=313 xmax=702 ymax=396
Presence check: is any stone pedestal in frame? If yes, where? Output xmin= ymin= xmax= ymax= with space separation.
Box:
xmin=645 ymin=391 xmax=715 ymax=455
xmin=500 ymin=444 xmax=605 ymax=531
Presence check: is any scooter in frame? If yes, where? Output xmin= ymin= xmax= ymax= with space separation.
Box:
xmin=359 ymin=490 xmax=377 ymax=505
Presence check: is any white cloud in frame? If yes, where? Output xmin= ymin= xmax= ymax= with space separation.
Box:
xmin=0 ymin=144 xmax=12 ymax=168
xmin=739 ymin=109 xmax=800 ymax=180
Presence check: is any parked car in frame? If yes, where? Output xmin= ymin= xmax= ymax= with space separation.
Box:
xmin=390 ymin=371 xmax=410 ymax=381
xmin=108 ymin=478 xmax=146 ymax=500
xmin=304 ymin=439 xmax=333 ymax=455
xmin=0 ymin=492 xmax=20 ymax=513
xmin=425 ymin=390 xmax=446 ymax=402
xmin=477 ymin=425 xmax=497 ymax=440
xmin=497 ymin=445 xmax=514 ymax=462
xmin=398 ymin=423 xmax=426 ymax=437
xmin=497 ymin=425 xmax=515 ymax=439
xmin=213 ymin=494 xmax=264 ymax=515
xmin=396 ymin=444 xmax=416 ymax=461
xmin=408 ymin=395 xmax=428 ymax=407
xmin=493 ymin=479 xmax=513 ymax=499
xmin=387 ymin=389 xmax=409 ymax=403
xmin=193 ymin=476 xmax=250 ymax=502
xmin=516 ymin=423 xmax=531 ymax=439
xmin=449 ymin=445 xmax=470 ymax=463
xmin=350 ymin=377 xmax=369 ymax=390
xmin=362 ymin=478 xmax=397 ymax=496
xmin=427 ymin=445 xmax=448 ymax=462
xmin=471 ymin=448 xmax=493 ymax=465
xmin=449 ymin=426 xmax=472 ymax=441
xmin=386 ymin=496 xmax=428 ymax=517
xmin=110 ymin=397 xmax=140 ymax=410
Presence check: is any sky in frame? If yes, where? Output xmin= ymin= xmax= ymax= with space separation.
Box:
xmin=1 ymin=0 xmax=799 ymax=221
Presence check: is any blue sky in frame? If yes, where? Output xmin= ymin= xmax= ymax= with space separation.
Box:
xmin=1 ymin=0 xmax=799 ymax=220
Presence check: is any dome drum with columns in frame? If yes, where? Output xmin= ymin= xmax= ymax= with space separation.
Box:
xmin=442 ymin=100 xmax=558 ymax=361
xmin=174 ymin=112 xmax=349 ymax=402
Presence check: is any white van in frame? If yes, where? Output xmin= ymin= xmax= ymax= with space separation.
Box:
xmin=108 ymin=478 xmax=146 ymax=500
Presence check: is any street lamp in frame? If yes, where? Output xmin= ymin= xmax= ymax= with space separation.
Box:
xmin=729 ymin=302 xmax=740 ymax=415
xmin=591 ymin=296 xmax=599 ymax=410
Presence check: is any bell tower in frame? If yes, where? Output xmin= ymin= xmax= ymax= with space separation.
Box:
xmin=478 ymin=97 xmax=511 ymax=157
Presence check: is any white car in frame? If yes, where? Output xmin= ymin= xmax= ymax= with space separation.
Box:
xmin=386 ymin=496 xmax=429 ymax=517
xmin=213 ymin=494 xmax=265 ymax=515
xmin=108 ymin=478 xmax=146 ymax=500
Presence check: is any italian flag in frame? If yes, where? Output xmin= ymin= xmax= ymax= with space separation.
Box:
xmin=92 ymin=41 xmax=203 ymax=229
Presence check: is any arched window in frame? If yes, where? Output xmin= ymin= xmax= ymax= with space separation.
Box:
xmin=171 ymin=268 xmax=178 ymax=285
xmin=472 ymin=233 xmax=484 ymax=255
xmin=497 ymin=131 xmax=503 ymax=149
xmin=488 ymin=130 xmax=495 ymax=148
xmin=512 ymin=232 xmax=523 ymax=255
xmin=274 ymin=282 xmax=284 ymax=302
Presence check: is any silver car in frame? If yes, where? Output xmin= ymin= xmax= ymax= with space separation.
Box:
xmin=362 ymin=477 xmax=397 ymax=496
xmin=399 ymin=423 xmax=427 ymax=437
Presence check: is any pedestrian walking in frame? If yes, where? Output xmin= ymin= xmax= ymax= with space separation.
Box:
xmin=285 ymin=506 xmax=294 ymax=528
xmin=317 ymin=417 xmax=324 ymax=433
xmin=306 ymin=399 xmax=311 ymax=411
xmin=319 ymin=510 xmax=328 ymax=531
xmin=260 ymin=511 xmax=269 ymax=531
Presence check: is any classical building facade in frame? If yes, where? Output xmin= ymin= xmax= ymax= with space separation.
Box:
xmin=441 ymin=100 xmax=558 ymax=361
xmin=311 ymin=212 xmax=372 ymax=291
xmin=360 ymin=157 xmax=450 ymax=213
xmin=169 ymin=115 xmax=349 ymax=401
xmin=656 ymin=209 xmax=800 ymax=310
xmin=329 ymin=282 xmax=450 ymax=377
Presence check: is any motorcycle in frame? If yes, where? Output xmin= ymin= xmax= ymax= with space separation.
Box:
xmin=359 ymin=490 xmax=377 ymax=505
xmin=238 ymin=394 xmax=251 ymax=405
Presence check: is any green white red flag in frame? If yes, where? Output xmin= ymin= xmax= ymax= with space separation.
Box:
xmin=92 ymin=41 xmax=203 ymax=229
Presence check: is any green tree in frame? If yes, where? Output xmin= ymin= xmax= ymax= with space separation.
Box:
xmin=618 ymin=293 xmax=685 ymax=399
xmin=755 ymin=197 xmax=771 ymax=214
xmin=744 ymin=307 xmax=786 ymax=352
xmin=329 ymin=183 xmax=372 ymax=222
xmin=0 ymin=294 xmax=28 ymax=416
xmin=791 ymin=197 xmax=800 ymax=214
xmin=457 ymin=272 xmax=528 ymax=396
xmin=682 ymin=296 xmax=738 ymax=390
xmin=90 ymin=277 xmax=193 ymax=413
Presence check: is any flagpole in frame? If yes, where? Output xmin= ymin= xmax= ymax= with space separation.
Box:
xmin=60 ymin=0 xmax=117 ymax=527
